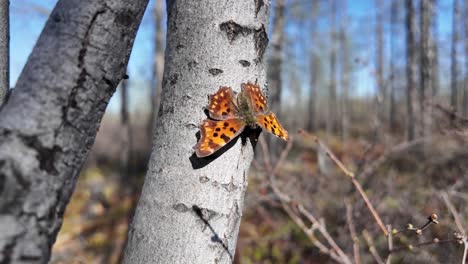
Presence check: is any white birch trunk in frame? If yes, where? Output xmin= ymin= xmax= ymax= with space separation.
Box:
xmin=0 ymin=0 xmax=148 ymax=262
xmin=123 ymin=0 xmax=270 ymax=263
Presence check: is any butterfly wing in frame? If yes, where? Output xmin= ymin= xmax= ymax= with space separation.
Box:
xmin=241 ymin=82 xmax=268 ymax=114
xmin=207 ymin=86 xmax=238 ymax=120
xmin=194 ymin=119 xmax=245 ymax=157
xmin=256 ymin=112 xmax=289 ymax=141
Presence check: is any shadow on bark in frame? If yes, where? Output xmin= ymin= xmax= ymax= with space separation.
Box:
xmin=192 ymin=205 xmax=233 ymax=260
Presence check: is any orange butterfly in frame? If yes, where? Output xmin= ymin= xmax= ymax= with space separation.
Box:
xmin=194 ymin=82 xmax=289 ymax=157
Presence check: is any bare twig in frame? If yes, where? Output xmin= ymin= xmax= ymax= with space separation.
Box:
xmin=257 ymin=136 xmax=353 ymax=264
xmin=441 ymin=192 xmax=467 ymax=264
xmin=442 ymin=192 xmax=467 ymax=236
xmin=363 ymin=230 xmax=384 ymax=264
xmin=386 ymin=225 xmax=393 ymax=264
xmin=344 ymin=199 xmax=361 ymax=264
xmin=390 ymin=238 xmax=457 ymax=253
xmin=301 ymin=131 xmax=388 ymax=236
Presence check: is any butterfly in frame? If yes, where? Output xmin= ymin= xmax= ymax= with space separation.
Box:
xmin=194 ymin=82 xmax=289 ymax=157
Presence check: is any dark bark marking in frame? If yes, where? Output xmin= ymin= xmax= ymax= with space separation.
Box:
xmin=115 ymin=10 xmax=135 ymax=27
xmin=253 ymin=25 xmax=268 ymax=63
xmin=219 ymin=21 xmax=269 ymax=62
xmin=78 ymin=9 xmax=106 ymax=68
xmin=19 ymin=135 xmax=62 ymax=175
xmin=239 ymin=60 xmax=251 ymax=67
xmin=173 ymin=203 xmax=190 ymax=213
xmin=208 ymin=68 xmax=223 ymax=76
xmin=199 ymin=176 xmax=210 ymax=183
xmin=188 ymin=60 xmax=199 ymax=68
xmin=254 ymin=0 xmax=265 ymax=17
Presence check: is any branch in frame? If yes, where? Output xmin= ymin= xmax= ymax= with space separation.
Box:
xmin=344 ymin=199 xmax=361 ymax=264
xmin=300 ymin=131 xmax=388 ymax=236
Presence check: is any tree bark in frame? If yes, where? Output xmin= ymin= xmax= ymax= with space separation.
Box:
xmin=0 ymin=0 xmax=8 ymax=106
xmin=148 ymin=0 xmax=165 ymax=139
xmin=327 ymin=0 xmax=337 ymax=135
xmin=0 ymin=0 xmax=148 ymax=262
xmin=420 ymin=0 xmax=434 ymax=136
xmin=406 ymin=0 xmax=417 ymax=141
xmin=450 ymin=0 xmax=459 ymax=110
xmin=123 ymin=1 xmax=270 ymax=263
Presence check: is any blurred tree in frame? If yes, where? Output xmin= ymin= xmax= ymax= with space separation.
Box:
xmin=375 ymin=0 xmax=385 ymax=134
xmin=148 ymin=0 xmax=165 ymax=139
xmin=450 ymin=0 xmax=459 ymax=110
xmin=463 ymin=0 xmax=468 ymax=115
xmin=267 ymin=0 xmax=285 ymax=155
xmin=122 ymin=0 xmax=270 ymax=263
xmin=432 ymin=0 xmax=440 ymax=97
xmin=420 ymin=0 xmax=434 ymax=137
xmin=0 ymin=0 xmax=148 ymax=262
xmin=406 ymin=0 xmax=418 ymax=140
xmin=119 ymin=75 xmax=133 ymax=193
xmin=0 ymin=0 xmax=8 ymax=106
xmin=327 ymin=0 xmax=338 ymax=135
xmin=389 ymin=0 xmax=399 ymax=131
xmin=340 ymin=0 xmax=350 ymax=141
xmin=307 ymin=1 xmax=320 ymax=132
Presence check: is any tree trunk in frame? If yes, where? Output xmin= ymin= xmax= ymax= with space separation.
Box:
xmin=267 ymin=0 xmax=284 ymax=156
xmin=463 ymin=0 xmax=468 ymax=116
xmin=0 ymin=0 xmax=8 ymax=106
xmin=327 ymin=0 xmax=337 ymax=135
xmin=120 ymin=75 xmax=132 ymax=191
xmin=340 ymin=0 xmax=350 ymax=141
xmin=123 ymin=1 xmax=270 ymax=263
xmin=420 ymin=0 xmax=434 ymax=137
xmin=307 ymin=2 xmax=319 ymax=132
xmin=406 ymin=0 xmax=417 ymax=141
xmin=148 ymin=0 xmax=165 ymax=139
xmin=432 ymin=0 xmax=440 ymax=97
xmin=0 ymin=0 xmax=148 ymax=262
xmin=375 ymin=0 xmax=385 ymax=133
xmin=389 ymin=0 xmax=398 ymax=132
xmin=450 ymin=0 xmax=459 ymax=110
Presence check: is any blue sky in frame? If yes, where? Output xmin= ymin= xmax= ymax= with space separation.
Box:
xmin=10 ymin=0 xmax=458 ymax=113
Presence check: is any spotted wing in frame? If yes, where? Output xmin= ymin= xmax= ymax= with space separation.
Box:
xmin=256 ymin=112 xmax=289 ymax=141
xmin=207 ymin=86 xmax=238 ymax=120
xmin=194 ymin=119 xmax=245 ymax=157
xmin=241 ymin=82 xmax=268 ymax=114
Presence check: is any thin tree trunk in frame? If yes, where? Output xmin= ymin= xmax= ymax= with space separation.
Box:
xmin=120 ymin=76 xmax=132 ymax=193
xmin=340 ymin=0 xmax=350 ymax=141
xmin=376 ymin=0 xmax=385 ymax=133
xmin=0 ymin=0 xmax=8 ymax=106
xmin=327 ymin=0 xmax=337 ymax=135
xmin=389 ymin=0 xmax=398 ymax=132
xmin=432 ymin=0 xmax=440 ymax=97
xmin=406 ymin=0 xmax=417 ymax=141
xmin=267 ymin=0 xmax=284 ymax=156
xmin=123 ymin=1 xmax=270 ymax=263
xmin=420 ymin=0 xmax=434 ymax=137
xmin=148 ymin=0 xmax=165 ymax=139
xmin=307 ymin=2 xmax=319 ymax=132
xmin=0 ymin=1 xmax=148 ymax=262
xmin=450 ymin=0 xmax=459 ymax=110
xmin=463 ymin=0 xmax=468 ymax=116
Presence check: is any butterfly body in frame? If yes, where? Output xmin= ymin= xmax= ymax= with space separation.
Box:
xmin=194 ymin=82 xmax=288 ymax=157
